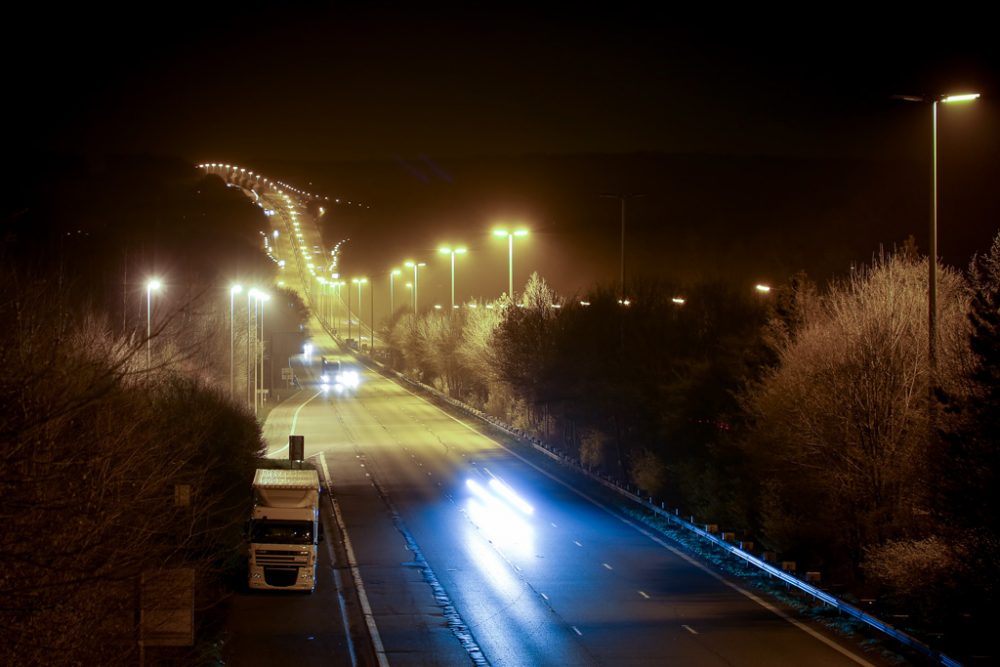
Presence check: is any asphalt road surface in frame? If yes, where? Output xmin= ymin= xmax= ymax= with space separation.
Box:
xmin=241 ymin=323 xmax=884 ymax=667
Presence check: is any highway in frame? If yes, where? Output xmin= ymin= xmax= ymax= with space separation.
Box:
xmin=214 ymin=165 xmax=887 ymax=666
xmin=256 ymin=330 xmax=883 ymax=667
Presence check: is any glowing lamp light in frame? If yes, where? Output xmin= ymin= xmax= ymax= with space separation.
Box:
xmin=755 ymin=284 xmax=772 ymax=294
xmin=941 ymin=93 xmax=980 ymax=103
xmin=672 ymin=297 xmax=685 ymax=305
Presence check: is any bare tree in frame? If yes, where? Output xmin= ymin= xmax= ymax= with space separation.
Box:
xmin=745 ymin=252 xmax=970 ymax=572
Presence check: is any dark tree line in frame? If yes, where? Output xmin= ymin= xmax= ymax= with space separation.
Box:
xmin=385 ymin=239 xmax=1000 ymax=654
xmin=0 ymin=158 xmax=303 ymax=664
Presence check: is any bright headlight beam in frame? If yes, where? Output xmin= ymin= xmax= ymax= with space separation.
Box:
xmin=488 ymin=478 xmax=534 ymax=515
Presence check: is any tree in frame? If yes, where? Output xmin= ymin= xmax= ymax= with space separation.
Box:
xmin=745 ymin=251 xmax=969 ymax=575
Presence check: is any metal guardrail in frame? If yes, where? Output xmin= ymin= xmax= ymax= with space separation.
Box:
xmin=330 ymin=329 xmax=965 ymax=667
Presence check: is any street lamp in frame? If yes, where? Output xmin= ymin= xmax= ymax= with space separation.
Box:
xmin=332 ymin=280 xmax=346 ymax=333
xmin=247 ymin=289 xmax=270 ymax=416
xmin=404 ymin=261 xmax=426 ymax=312
xmin=492 ymin=228 xmax=528 ymax=299
xmin=317 ymin=276 xmax=328 ymax=327
xmin=145 ymin=278 xmax=162 ymax=368
xmin=755 ymin=284 xmax=772 ymax=294
xmin=246 ymin=289 xmax=258 ymax=409
xmin=600 ymin=193 xmax=645 ymax=301
xmin=352 ymin=278 xmax=368 ymax=347
xmin=257 ymin=291 xmax=270 ymax=415
xmin=389 ymin=268 xmax=402 ymax=315
xmin=230 ymin=284 xmax=243 ymax=397
xmin=928 ymin=93 xmax=978 ymax=379
xmin=438 ymin=246 xmax=467 ymax=310
xmin=896 ymin=92 xmax=980 ymax=379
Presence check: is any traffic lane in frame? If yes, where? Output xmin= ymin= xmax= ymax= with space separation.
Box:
xmin=223 ymin=496 xmax=353 ymax=667
xmin=351 ymin=380 xmax=876 ymax=667
xmin=345 ymin=389 xmax=597 ymax=666
xmin=451 ymin=449 xmax=875 ymax=667
xmin=295 ymin=392 xmax=475 ymax=665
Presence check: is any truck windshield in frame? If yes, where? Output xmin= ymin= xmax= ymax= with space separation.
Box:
xmin=250 ymin=520 xmax=314 ymax=544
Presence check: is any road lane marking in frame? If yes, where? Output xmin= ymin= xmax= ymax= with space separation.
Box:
xmin=639 ymin=590 xmax=650 ymax=599
xmin=320 ymin=504 xmax=358 ymax=666
xmin=318 ymin=452 xmax=389 ymax=667
xmin=392 ymin=381 xmax=878 ymax=667
xmin=602 ymin=563 xmax=613 ymax=570
xmin=268 ymin=389 xmax=322 ymax=456
xmin=682 ymin=624 xmax=698 ymax=635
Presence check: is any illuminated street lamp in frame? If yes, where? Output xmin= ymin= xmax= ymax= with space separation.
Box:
xmin=146 ymin=278 xmax=162 ymax=368
xmin=230 ymin=284 xmax=243 ymax=397
xmin=256 ymin=291 xmax=270 ymax=416
xmin=404 ymin=261 xmax=426 ymax=312
xmin=438 ymin=245 xmax=467 ymax=310
xmin=492 ymin=228 xmax=528 ymax=298
xmin=247 ymin=289 xmax=270 ymax=416
xmin=755 ymin=284 xmax=772 ymax=294
xmin=389 ymin=268 xmax=402 ymax=314
xmin=898 ymin=92 xmax=980 ymax=378
xmin=246 ymin=288 xmax=257 ymax=409
xmin=352 ymin=278 xmax=368 ymax=345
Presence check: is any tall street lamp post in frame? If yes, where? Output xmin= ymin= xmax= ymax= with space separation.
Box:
xmin=492 ymin=228 xmax=528 ymax=299
xmin=247 ymin=289 xmax=255 ymax=409
xmin=389 ymin=268 xmax=401 ymax=315
xmin=352 ymin=278 xmax=368 ymax=347
xmin=601 ymin=193 xmax=645 ymax=302
xmin=898 ymin=92 xmax=979 ymax=380
xmin=146 ymin=278 xmax=162 ymax=368
xmin=404 ymin=261 xmax=426 ymax=312
xmin=257 ymin=291 xmax=270 ymax=416
xmin=438 ymin=246 xmax=467 ymax=310
xmin=229 ymin=284 xmax=243 ymax=397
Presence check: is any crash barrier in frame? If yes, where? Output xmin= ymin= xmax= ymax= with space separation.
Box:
xmin=336 ymin=340 xmax=963 ymax=667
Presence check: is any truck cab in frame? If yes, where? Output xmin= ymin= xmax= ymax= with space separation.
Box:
xmin=248 ymin=469 xmax=320 ymax=592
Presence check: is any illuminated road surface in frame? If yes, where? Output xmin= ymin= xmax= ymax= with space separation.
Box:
xmin=261 ymin=329 xmax=881 ymax=667
xmin=213 ymin=171 xmax=879 ymax=666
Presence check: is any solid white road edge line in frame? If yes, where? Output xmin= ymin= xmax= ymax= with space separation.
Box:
xmin=388 ymin=377 xmax=877 ymax=667
xmin=319 ymin=451 xmax=390 ymax=667
xmin=268 ymin=389 xmax=322 ymax=457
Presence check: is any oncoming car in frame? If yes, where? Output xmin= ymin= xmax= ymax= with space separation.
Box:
xmin=319 ymin=358 xmax=360 ymax=395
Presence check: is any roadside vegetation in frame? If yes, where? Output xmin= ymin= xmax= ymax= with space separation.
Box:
xmin=0 ymin=158 xmax=305 ymax=665
xmin=382 ymin=238 xmax=1000 ymax=661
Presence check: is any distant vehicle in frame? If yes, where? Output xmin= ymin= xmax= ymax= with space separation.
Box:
xmin=320 ymin=357 xmax=341 ymax=381
xmin=248 ymin=469 xmax=321 ymax=592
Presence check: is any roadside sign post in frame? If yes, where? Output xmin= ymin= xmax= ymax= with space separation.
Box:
xmin=289 ymin=435 xmax=304 ymax=467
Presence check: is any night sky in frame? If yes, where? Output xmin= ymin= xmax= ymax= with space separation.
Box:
xmin=8 ymin=4 xmax=1000 ymax=301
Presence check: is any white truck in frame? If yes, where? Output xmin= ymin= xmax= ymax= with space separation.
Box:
xmin=248 ymin=468 xmax=321 ymax=592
